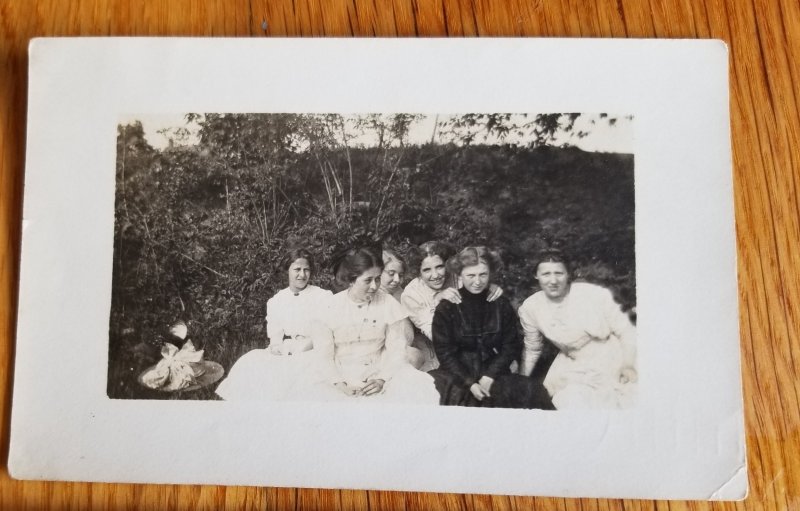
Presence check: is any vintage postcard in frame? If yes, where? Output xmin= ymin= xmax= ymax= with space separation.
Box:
xmin=9 ymin=38 xmax=745 ymax=499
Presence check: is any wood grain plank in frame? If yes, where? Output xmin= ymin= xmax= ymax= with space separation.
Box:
xmin=339 ymin=488 xmax=369 ymax=510
xmin=725 ymin=0 xmax=800 ymax=508
xmin=442 ymin=0 xmax=479 ymax=37
xmin=618 ymin=0 xmax=658 ymax=37
xmin=0 ymin=4 xmax=28 ymax=511
xmin=410 ymin=0 xmax=447 ymax=36
xmin=648 ymin=0 xmax=699 ymax=37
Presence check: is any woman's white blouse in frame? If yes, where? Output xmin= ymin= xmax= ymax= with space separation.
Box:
xmin=266 ymin=285 xmax=333 ymax=341
xmin=518 ymin=282 xmax=636 ymax=376
xmin=400 ymin=277 xmax=438 ymax=340
xmin=313 ymin=290 xmax=409 ymax=385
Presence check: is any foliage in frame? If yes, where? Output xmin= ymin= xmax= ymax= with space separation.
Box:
xmin=108 ymin=114 xmax=635 ymax=399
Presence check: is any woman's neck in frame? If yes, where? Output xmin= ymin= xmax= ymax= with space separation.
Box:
xmin=381 ymin=286 xmax=401 ymax=301
xmin=460 ymin=287 xmax=489 ymax=301
xmin=547 ymin=284 xmax=571 ymax=304
xmin=346 ymin=288 xmax=371 ymax=304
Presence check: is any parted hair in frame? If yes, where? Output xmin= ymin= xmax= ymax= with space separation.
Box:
xmin=280 ymin=248 xmax=315 ymax=275
xmin=334 ymin=245 xmax=384 ymax=285
xmin=448 ymin=246 xmax=503 ymax=276
xmin=406 ymin=241 xmax=457 ymax=276
xmin=382 ymin=249 xmax=407 ymax=274
xmin=532 ymin=248 xmax=572 ymax=275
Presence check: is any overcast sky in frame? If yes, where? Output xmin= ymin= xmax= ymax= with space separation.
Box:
xmin=119 ymin=113 xmax=634 ymax=154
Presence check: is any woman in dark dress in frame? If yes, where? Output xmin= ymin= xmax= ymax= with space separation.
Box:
xmin=430 ymin=246 xmax=553 ymax=409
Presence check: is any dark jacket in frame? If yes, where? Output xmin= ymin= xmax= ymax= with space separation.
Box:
xmin=431 ymin=288 xmax=522 ymax=388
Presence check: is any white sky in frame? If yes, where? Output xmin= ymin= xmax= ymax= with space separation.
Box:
xmin=119 ymin=113 xmax=633 ymax=153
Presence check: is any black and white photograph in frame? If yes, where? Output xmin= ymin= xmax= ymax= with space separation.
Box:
xmin=110 ymin=112 xmax=637 ymax=410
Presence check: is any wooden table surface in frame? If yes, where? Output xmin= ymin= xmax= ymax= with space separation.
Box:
xmin=1 ymin=1 xmax=798 ymax=509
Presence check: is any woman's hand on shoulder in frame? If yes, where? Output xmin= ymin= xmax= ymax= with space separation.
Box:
xmin=435 ymin=288 xmax=462 ymax=305
xmin=359 ymin=379 xmax=385 ymax=396
xmin=619 ymin=366 xmax=638 ymax=384
xmin=486 ymin=284 xmax=504 ymax=302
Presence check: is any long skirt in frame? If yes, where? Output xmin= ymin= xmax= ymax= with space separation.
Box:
xmin=295 ymin=364 xmax=440 ymax=405
xmin=217 ymin=349 xmax=440 ymax=405
xmin=429 ymin=369 xmax=554 ymax=410
xmin=544 ymin=337 xmax=637 ymax=409
xmin=215 ymin=349 xmax=315 ymax=401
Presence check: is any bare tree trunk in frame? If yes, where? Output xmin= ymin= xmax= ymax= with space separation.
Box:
xmin=268 ymin=199 xmax=270 ymax=243
xmin=375 ymin=147 xmax=405 ymax=233
xmin=314 ymin=153 xmax=339 ymax=227
xmin=272 ymin=182 xmax=277 ymax=226
xmin=339 ymin=117 xmax=354 ymax=218
xmin=430 ymin=114 xmax=439 ymax=144
xmin=225 ymin=178 xmax=230 ymax=215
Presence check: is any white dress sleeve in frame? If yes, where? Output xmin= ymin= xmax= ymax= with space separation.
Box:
xmin=265 ymin=290 xmax=285 ymax=343
xmin=310 ymin=300 xmax=344 ymax=385
xmin=401 ymin=280 xmax=434 ymax=340
xmin=518 ymin=297 xmax=544 ymax=377
xmin=375 ymin=295 xmax=411 ymax=381
xmin=601 ymin=288 xmax=637 ymax=368
xmin=375 ymin=320 xmax=409 ymax=381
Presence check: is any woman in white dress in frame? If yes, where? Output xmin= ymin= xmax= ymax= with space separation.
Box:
xmin=400 ymin=241 xmax=460 ymax=343
xmin=517 ymin=249 xmax=637 ymax=409
xmin=215 ymin=248 xmax=332 ymax=400
xmin=300 ymin=245 xmax=440 ymax=404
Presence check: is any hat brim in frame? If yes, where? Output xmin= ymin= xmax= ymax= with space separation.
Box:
xmin=137 ymin=361 xmax=225 ymax=392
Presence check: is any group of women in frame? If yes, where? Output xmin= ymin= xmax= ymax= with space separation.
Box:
xmin=215 ymin=242 xmax=638 ymax=410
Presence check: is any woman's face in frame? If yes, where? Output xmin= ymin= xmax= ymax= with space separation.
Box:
xmin=461 ymin=263 xmax=491 ymax=294
xmin=287 ymin=258 xmax=311 ymax=293
xmin=380 ymin=260 xmax=405 ymax=294
xmin=536 ymin=261 xmax=569 ymax=300
xmin=349 ymin=266 xmax=383 ymax=302
xmin=419 ymin=255 xmax=447 ymax=291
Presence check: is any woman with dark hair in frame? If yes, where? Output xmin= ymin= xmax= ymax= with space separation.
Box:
xmin=216 ymin=248 xmax=332 ymax=401
xmin=429 ymin=247 xmax=553 ymax=409
xmin=301 ymin=246 xmax=440 ymax=403
xmin=518 ymin=249 xmax=637 ymax=409
xmin=401 ymin=241 xmax=459 ymax=342
xmin=266 ymin=248 xmax=333 ymax=355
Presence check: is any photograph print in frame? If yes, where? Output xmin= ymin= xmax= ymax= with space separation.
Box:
xmin=109 ymin=112 xmax=637 ymax=410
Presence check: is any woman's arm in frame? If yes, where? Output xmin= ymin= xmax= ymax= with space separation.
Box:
xmin=604 ymin=291 xmax=637 ymax=379
xmin=376 ymin=319 xmax=410 ymax=381
xmin=401 ymin=292 xmax=434 ymax=340
xmin=518 ymin=300 xmax=544 ymax=377
xmin=400 ymin=318 xmax=415 ymax=346
xmin=432 ymin=303 xmax=478 ymax=387
xmin=310 ymin=319 xmax=344 ymax=385
xmin=266 ymin=298 xmax=286 ymax=354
